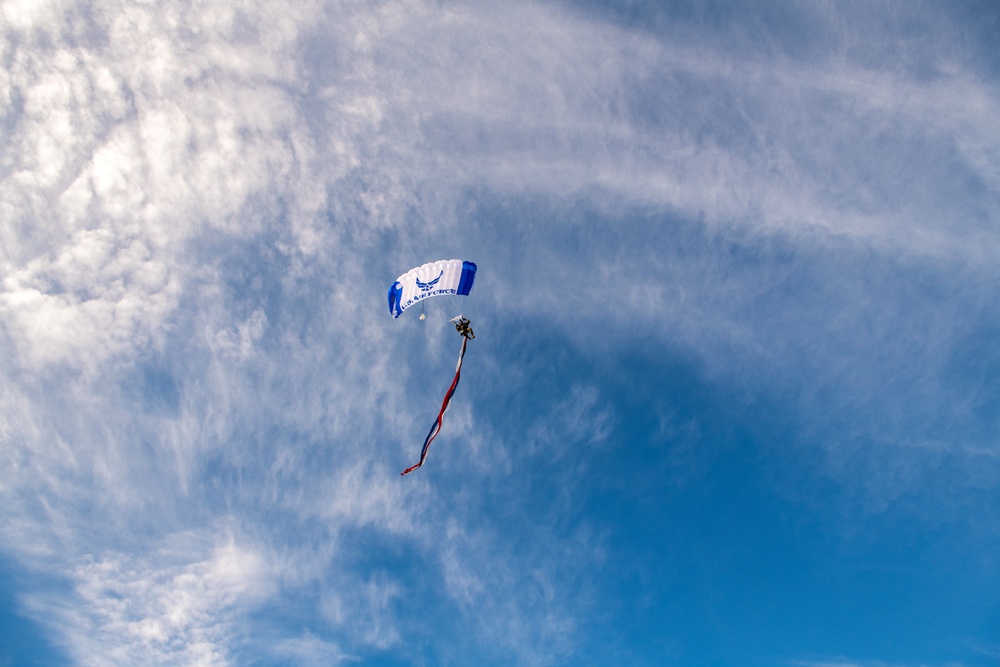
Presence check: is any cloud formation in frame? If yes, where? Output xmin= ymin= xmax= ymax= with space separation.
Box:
xmin=1 ymin=0 xmax=997 ymax=664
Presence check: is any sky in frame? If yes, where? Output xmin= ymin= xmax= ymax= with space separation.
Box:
xmin=1 ymin=0 xmax=999 ymax=665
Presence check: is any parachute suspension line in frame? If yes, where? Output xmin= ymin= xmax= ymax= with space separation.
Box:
xmin=459 ymin=285 xmax=475 ymax=323
xmin=401 ymin=325 xmax=472 ymax=476
xmin=451 ymin=293 xmax=465 ymax=323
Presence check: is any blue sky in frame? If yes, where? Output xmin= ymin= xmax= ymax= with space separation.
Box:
xmin=1 ymin=0 xmax=999 ymax=665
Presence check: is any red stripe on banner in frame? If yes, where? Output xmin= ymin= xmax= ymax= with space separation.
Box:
xmin=401 ymin=336 xmax=468 ymax=476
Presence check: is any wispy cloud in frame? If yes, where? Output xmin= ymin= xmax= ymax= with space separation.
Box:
xmin=270 ymin=631 xmax=359 ymax=666
xmin=23 ymin=526 xmax=274 ymax=666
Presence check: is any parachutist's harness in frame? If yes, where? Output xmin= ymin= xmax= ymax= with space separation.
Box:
xmin=453 ymin=317 xmax=475 ymax=339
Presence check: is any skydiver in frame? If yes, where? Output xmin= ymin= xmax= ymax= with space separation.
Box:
xmin=453 ymin=317 xmax=474 ymax=339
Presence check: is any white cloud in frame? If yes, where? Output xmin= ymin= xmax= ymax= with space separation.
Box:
xmin=23 ymin=527 xmax=274 ymax=667
xmin=270 ymin=631 xmax=359 ymax=666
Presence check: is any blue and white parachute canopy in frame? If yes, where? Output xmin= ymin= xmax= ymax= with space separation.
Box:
xmin=388 ymin=259 xmax=477 ymax=318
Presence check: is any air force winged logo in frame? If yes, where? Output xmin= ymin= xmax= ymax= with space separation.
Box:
xmin=415 ymin=271 xmax=443 ymax=292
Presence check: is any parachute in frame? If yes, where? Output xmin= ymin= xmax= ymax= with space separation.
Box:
xmin=389 ymin=259 xmax=477 ymax=476
xmin=388 ymin=259 xmax=476 ymax=318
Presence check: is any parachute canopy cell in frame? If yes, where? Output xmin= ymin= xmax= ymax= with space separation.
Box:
xmin=388 ymin=259 xmax=477 ymax=318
